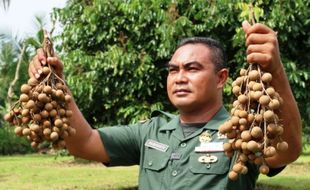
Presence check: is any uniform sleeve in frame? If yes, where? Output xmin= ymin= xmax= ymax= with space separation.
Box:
xmin=97 ymin=121 xmax=150 ymax=167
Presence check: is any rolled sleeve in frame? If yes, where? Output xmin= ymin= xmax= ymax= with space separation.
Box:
xmin=97 ymin=123 xmax=145 ymax=166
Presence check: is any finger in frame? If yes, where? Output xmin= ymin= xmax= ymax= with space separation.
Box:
xmin=246 ymin=33 xmax=277 ymax=47
xmin=247 ymin=53 xmax=272 ymax=66
xmin=47 ymin=57 xmax=64 ymax=70
xmin=32 ymin=55 xmax=43 ymax=77
xmin=246 ymin=43 xmax=275 ymax=55
xmin=28 ymin=61 xmax=38 ymax=78
xmin=37 ymin=48 xmax=47 ymax=65
xmin=246 ymin=23 xmax=275 ymax=35
xmin=242 ymin=20 xmax=251 ymax=33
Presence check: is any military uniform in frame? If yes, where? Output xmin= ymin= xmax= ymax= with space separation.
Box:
xmin=98 ymin=107 xmax=261 ymax=190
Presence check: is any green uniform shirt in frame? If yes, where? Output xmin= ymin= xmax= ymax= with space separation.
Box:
xmin=98 ymin=106 xmax=260 ymax=190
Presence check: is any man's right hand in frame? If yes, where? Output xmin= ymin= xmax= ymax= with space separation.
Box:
xmin=28 ymin=48 xmax=64 ymax=79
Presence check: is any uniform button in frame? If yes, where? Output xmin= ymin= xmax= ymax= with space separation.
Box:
xmin=172 ymin=170 xmax=178 ymax=176
xmin=180 ymin=143 xmax=187 ymax=147
xmin=148 ymin=161 xmax=153 ymax=166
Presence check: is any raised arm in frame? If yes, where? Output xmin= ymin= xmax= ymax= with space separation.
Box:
xmin=28 ymin=49 xmax=110 ymax=163
xmin=242 ymin=21 xmax=302 ymax=168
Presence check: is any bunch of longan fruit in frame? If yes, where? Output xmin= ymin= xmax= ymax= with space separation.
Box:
xmin=219 ymin=63 xmax=288 ymax=180
xmin=3 ymin=31 xmax=75 ymax=149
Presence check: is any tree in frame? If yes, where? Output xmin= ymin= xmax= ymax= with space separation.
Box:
xmin=50 ymin=0 xmax=309 ymax=134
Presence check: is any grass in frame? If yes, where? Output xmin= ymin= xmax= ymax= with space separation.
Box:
xmin=0 ymin=154 xmax=139 ymax=190
xmin=0 ymin=153 xmax=309 ymax=190
xmin=257 ymin=155 xmax=310 ymax=190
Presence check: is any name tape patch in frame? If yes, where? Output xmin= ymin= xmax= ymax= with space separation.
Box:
xmin=145 ymin=139 xmax=169 ymax=152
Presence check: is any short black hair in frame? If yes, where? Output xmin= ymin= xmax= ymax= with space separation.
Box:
xmin=176 ymin=37 xmax=227 ymax=72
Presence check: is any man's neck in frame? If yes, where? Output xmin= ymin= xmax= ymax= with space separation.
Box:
xmin=179 ymin=103 xmax=222 ymax=124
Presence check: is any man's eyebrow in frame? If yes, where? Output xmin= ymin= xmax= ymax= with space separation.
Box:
xmin=167 ymin=61 xmax=203 ymax=68
xmin=166 ymin=62 xmax=178 ymax=67
xmin=183 ymin=61 xmax=203 ymax=68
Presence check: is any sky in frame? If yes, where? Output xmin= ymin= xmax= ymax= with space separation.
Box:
xmin=0 ymin=0 xmax=67 ymax=38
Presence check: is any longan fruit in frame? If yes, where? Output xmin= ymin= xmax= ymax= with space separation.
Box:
xmin=229 ymin=171 xmax=239 ymax=180
xmin=259 ymin=165 xmax=270 ymax=175
xmin=20 ymin=94 xmax=29 ymax=102
xmin=277 ymin=141 xmax=288 ymax=152
xmin=14 ymin=126 xmax=23 ymax=136
xmin=42 ymin=66 xmax=50 ymax=75
xmin=259 ymin=95 xmax=270 ymax=105
xmin=20 ymin=84 xmax=31 ymax=94
xmin=261 ymin=72 xmax=272 ymax=83
xmin=248 ymin=70 xmax=259 ymax=81
xmin=251 ymin=126 xmax=263 ymax=139
xmin=241 ymin=130 xmax=251 ymax=142
xmin=50 ymin=132 xmax=59 ymax=141
xmin=238 ymin=94 xmax=248 ymax=104
xmin=233 ymin=163 xmax=244 ymax=173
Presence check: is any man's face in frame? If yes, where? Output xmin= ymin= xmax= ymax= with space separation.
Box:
xmin=167 ymin=43 xmax=223 ymax=113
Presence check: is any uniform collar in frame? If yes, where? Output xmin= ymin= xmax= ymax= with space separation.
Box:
xmin=159 ymin=106 xmax=229 ymax=132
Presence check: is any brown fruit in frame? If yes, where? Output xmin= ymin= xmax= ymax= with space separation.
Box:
xmin=223 ymin=143 xmax=232 ymax=152
xmin=20 ymin=94 xmax=29 ymax=102
xmin=44 ymin=103 xmax=53 ymax=111
xmin=233 ymin=163 xmax=243 ymax=173
xmin=253 ymin=91 xmax=263 ymax=100
xmin=238 ymin=94 xmax=248 ymax=104
xmin=259 ymin=95 xmax=270 ymax=105
xmin=38 ymin=93 xmax=49 ymax=103
xmin=21 ymin=109 xmax=30 ymax=117
xmin=266 ymin=87 xmax=275 ymax=96
xmin=264 ymin=146 xmax=276 ymax=157
xmin=247 ymin=140 xmax=260 ymax=152
xmin=30 ymin=124 xmax=40 ymax=132
xmin=232 ymin=86 xmax=241 ymax=96
xmin=28 ymin=78 xmax=38 ymax=86
xmin=22 ymin=128 xmax=31 ymax=136
xmin=50 ymin=132 xmax=59 ymax=141
xmin=259 ymin=165 xmax=269 ymax=175
xmin=252 ymin=83 xmax=263 ymax=91
xmin=43 ymin=128 xmax=52 ymax=136
xmin=14 ymin=126 xmax=23 ymax=136
xmin=241 ymin=130 xmax=251 ymax=142
xmin=3 ymin=113 xmax=13 ymax=122
xmin=277 ymin=141 xmax=288 ymax=152
xmin=40 ymin=110 xmax=49 ymax=119
xmin=228 ymin=171 xmax=238 ymax=180
xmin=42 ymin=66 xmax=51 ymax=75
xmin=263 ymin=110 xmax=274 ymax=121
xmin=65 ymin=94 xmax=72 ymax=103
xmin=261 ymin=72 xmax=272 ymax=83
xmin=43 ymin=85 xmax=52 ymax=94
xmin=49 ymin=109 xmax=57 ymax=117
xmin=21 ymin=84 xmax=31 ymax=94
xmin=248 ymin=70 xmax=259 ymax=81
xmin=66 ymin=110 xmax=73 ymax=118
xmin=54 ymin=119 xmax=63 ymax=127
xmin=250 ymin=126 xmax=263 ymax=139
xmin=268 ymin=99 xmax=280 ymax=110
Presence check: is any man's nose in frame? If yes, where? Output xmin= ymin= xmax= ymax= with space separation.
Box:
xmin=175 ymin=70 xmax=188 ymax=83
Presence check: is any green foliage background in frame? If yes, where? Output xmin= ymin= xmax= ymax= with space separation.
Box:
xmin=51 ymin=0 xmax=309 ymax=130
xmin=0 ymin=0 xmax=309 ymax=142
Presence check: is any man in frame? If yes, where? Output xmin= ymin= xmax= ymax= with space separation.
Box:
xmin=28 ymin=21 xmax=302 ymax=189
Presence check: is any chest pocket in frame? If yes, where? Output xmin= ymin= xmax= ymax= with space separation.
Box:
xmin=189 ymin=151 xmax=231 ymax=174
xmin=143 ymin=147 xmax=171 ymax=171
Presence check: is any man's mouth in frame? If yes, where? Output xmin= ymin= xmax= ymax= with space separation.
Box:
xmin=173 ymin=89 xmax=191 ymax=95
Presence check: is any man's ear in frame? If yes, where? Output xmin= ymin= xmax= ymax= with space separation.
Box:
xmin=217 ymin=68 xmax=229 ymax=89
